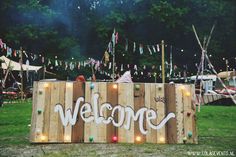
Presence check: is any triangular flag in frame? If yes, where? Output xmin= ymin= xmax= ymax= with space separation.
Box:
xmin=125 ymin=39 xmax=128 ymax=51
xmin=133 ymin=42 xmax=136 ymax=53
xmin=152 ymin=45 xmax=156 ymax=53
xmin=147 ymin=45 xmax=152 ymax=55
xmin=157 ymin=44 xmax=160 ymax=52
xmin=139 ymin=44 xmax=143 ymax=55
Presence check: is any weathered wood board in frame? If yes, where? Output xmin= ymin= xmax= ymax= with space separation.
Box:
xmin=30 ymin=81 xmax=197 ymax=144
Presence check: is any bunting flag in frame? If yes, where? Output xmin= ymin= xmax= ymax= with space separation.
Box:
xmin=133 ymin=42 xmax=136 ymax=53
xmin=48 ymin=59 xmax=51 ymax=65
xmin=0 ymin=39 xmax=3 ymax=48
xmin=69 ymin=62 xmax=74 ymax=70
xmin=115 ymin=32 xmax=119 ymax=44
xmin=125 ymin=39 xmax=128 ymax=51
xmin=152 ymin=45 xmax=156 ymax=53
xmin=139 ymin=44 xmax=143 ymax=55
xmin=95 ymin=61 xmax=100 ymax=70
xmin=147 ymin=45 xmax=152 ymax=55
xmin=65 ymin=62 xmax=68 ymax=70
xmin=112 ymin=29 xmax=116 ymax=45
xmin=157 ymin=44 xmax=160 ymax=52
xmin=13 ymin=50 xmax=17 ymax=57
xmin=108 ymin=62 xmax=112 ymax=69
xmin=108 ymin=42 xmax=112 ymax=53
xmin=55 ymin=59 xmax=59 ymax=67
xmin=121 ymin=64 xmax=123 ymax=71
xmin=42 ymin=56 xmax=45 ymax=63
xmin=104 ymin=51 xmax=109 ymax=63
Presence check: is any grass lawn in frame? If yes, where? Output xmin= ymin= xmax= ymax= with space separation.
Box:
xmin=0 ymin=102 xmax=235 ymax=157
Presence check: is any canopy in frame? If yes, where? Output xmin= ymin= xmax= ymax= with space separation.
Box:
xmin=190 ymin=75 xmax=217 ymax=81
xmin=218 ymin=71 xmax=236 ymax=79
xmin=0 ymin=56 xmax=42 ymax=71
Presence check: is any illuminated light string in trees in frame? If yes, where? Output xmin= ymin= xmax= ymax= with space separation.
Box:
xmin=54 ymin=93 xmax=176 ymax=135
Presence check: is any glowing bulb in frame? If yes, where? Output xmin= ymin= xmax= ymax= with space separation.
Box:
xmin=159 ymin=137 xmax=165 ymax=143
xmin=64 ymin=135 xmax=70 ymax=142
xmin=40 ymin=135 xmax=47 ymax=141
xmin=112 ymin=136 xmax=118 ymax=143
xmin=185 ymin=92 xmax=191 ymax=97
xmin=113 ymin=84 xmax=118 ymax=89
xmin=44 ymin=83 xmax=49 ymax=88
xmin=135 ymin=136 xmax=142 ymax=142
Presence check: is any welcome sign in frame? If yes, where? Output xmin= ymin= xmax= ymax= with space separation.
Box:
xmin=30 ymin=81 xmax=197 ymax=144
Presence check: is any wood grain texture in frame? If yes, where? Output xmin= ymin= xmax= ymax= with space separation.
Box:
xmin=72 ymin=81 xmax=85 ymax=143
xmin=118 ymin=83 xmax=134 ymax=143
xmin=175 ymin=84 xmax=184 ymax=143
xmin=30 ymin=81 xmax=38 ymax=142
xmin=165 ymin=84 xmax=177 ymax=144
xmin=106 ymin=83 xmax=118 ymax=142
xmin=134 ymin=83 xmax=146 ymax=143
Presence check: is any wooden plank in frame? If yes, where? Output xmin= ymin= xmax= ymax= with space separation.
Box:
xmin=175 ymin=84 xmax=184 ymax=143
xmin=145 ymin=83 xmax=156 ymax=143
xmin=134 ymin=83 xmax=146 ymax=143
xmin=145 ymin=83 xmax=152 ymax=143
xmin=183 ymin=85 xmax=193 ymax=143
xmin=97 ymin=82 xmax=107 ymax=142
xmin=42 ymin=82 xmax=51 ymax=143
xmin=72 ymin=81 xmax=85 ymax=143
xmin=165 ymin=84 xmax=177 ymax=144
xmin=34 ymin=82 xmax=47 ymax=142
xmin=155 ymin=84 xmax=166 ymax=143
xmin=106 ymin=83 xmax=118 ymax=142
xmin=84 ymin=82 xmax=92 ymax=143
xmin=118 ymin=83 xmax=134 ymax=143
xmin=64 ymin=82 xmax=74 ymax=143
xmin=30 ymin=81 xmax=38 ymax=142
xmin=48 ymin=81 xmax=65 ymax=142
xmin=191 ymin=84 xmax=198 ymax=144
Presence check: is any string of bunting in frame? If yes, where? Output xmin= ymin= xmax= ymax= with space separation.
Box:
xmin=0 ymin=33 xmax=185 ymax=79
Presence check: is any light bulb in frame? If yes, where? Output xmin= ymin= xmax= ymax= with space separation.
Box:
xmin=113 ymin=84 xmax=118 ymax=89
xmin=135 ymin=136 xmax=142 ymax=142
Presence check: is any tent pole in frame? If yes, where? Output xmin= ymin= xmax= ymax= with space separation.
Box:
xmin=161 ymin=40 xmax=165 ymax=83
xmin=20 ymin=47 xmax=24 ymax=100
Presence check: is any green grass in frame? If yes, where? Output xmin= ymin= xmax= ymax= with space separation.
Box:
xmin=197 ymin=105 xmax=236 ymax=137
xmin=0 ymin=102 xmax=235 ymax=156
xmin=0 ymin=102 xmax=32 ymax=145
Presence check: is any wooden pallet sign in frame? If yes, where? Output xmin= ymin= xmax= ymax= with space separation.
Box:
xmin=30 ymin=81 xmax=198 ymax=144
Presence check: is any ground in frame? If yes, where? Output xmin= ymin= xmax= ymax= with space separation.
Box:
xmin=0 ymin=102 xmax=235 ymax=157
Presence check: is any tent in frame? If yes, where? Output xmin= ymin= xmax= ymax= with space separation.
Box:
xmin=190 ymin=75 xmax=217 ymax=81
xmin=0 ymin=56 xmax=42 ymax=71
xmin=218 ymin=71 xmax=236 ymax=79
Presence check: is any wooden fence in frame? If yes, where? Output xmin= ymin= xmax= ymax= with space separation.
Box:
xmin=30 ymin=81 xmax=197 ymax=144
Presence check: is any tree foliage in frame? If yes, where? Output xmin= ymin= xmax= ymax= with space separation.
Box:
xmin=0 ymin=0 xmax=235 ymax=73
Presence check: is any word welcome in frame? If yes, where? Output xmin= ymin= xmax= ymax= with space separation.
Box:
xmin=54 ymin=93 xmax=175 ymax=135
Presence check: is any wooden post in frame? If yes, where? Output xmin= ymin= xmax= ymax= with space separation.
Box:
xmin=20 ymin=47 xmax=24 ymax=100
xmin=43 ymin=65 xmax=46 ymax=79
xmin=161 ymin=40 xmax=165 ymax=83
